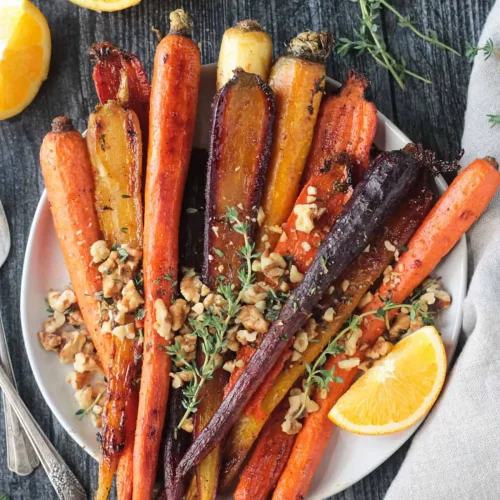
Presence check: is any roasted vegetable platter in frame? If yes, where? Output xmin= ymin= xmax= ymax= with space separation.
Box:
xmin=20 ymin=11 xmax=500 ymax=500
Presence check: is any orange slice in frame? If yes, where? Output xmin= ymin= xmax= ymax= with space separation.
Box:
xmin=0 ymin=0 xmax=51 ymax=120
xmin=68 ymin=0 xmax=141 ymax=12
xmin=329 ymin=326 xmax=447 ymax=435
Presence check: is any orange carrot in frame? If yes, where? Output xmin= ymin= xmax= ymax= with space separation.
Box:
xmin=273 ymin=157 xmax=500 ymax=500
xmin=39 ymin=117 xmax=111 ymax=370
xmin=272 ymin=357 xmax=354 ymax=500
xmin=273 ymin=154 xmax=353 ymax=273
xmin=235 ymin=399 xmax=296 ymax=500
xmin=358 ymin=157 xmax=500 ymax=346
xmin=301 ymin=72 xmax=377 ymax=184
xmin=133 ymin=10 xmax=200 ymax=500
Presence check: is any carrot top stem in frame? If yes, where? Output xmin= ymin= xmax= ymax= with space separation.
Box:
xmin=169 ymin=9 xmax=194 ymax=37
xmin=287 ymin=31 xmax=334 ymax=62
xmin=51 ymin=116 xmax=74 ymax=133
xmin=235 ymin=19 xmax=264 ymax=32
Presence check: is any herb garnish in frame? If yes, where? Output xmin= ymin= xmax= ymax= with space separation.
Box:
xmin=166 ymin=206 xmax=260 ymax=433
xmin=75 ymin=388 xmax=106 ymax=421
xmin=466 ymin=38 xmax=499 ymax=61
xmin=337 ymin=0 xmax=460 ymax=89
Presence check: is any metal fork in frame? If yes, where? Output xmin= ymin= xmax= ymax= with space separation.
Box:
xmin=0 ymin=199 xmax=87 ymax=499
xmin=0 ymin=199 xmax=39 ymax=475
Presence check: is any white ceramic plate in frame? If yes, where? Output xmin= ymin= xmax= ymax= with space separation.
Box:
xmin=21 ymin=64 xmax=467 ymax=498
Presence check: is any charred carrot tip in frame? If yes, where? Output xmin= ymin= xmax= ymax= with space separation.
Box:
xmin=169 ymin=9 xmax=194 ymax=37
xmin=51 ymin=116 xmax=74 ymax=133
xmin=287 ymin=31 xmax=334 ymax=62
xmin=345 ymin=69 xmax=371 ymax=91
xmin=484 ymin=155 xmax=499 ymax=169
xmin=235 ymin=19 xmax=264 ymax=32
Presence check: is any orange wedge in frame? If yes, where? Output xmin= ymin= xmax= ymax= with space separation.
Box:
xmin=68 ymin=0 xmax=141 ymax=12
xmin=329 ymin=326 xmax=447 ymax=435
xmin=0 ymin=0 xmax=51 ymax=120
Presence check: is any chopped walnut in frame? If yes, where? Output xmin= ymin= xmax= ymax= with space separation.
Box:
xmin=66 ymin=371 xmax=90 ymax=390
xmin=343 ymin=327 xmax=362 ymax=356
xmin=43 ymin=311 xmax=65 ymax=334
xmin=58 ymin=330 xmax=87 ymax=364
xmin=222 ymin=360 xmax=236 ymax=373
xmin=67 ymin=307 xmax=84 ymax=326
xmin=323 ymin=307 xmax=335 ymax=322
xmin=154 ymin=299 xmax=173 ymax=340
xmin=48 ymin=289 xmax=77 ymax=313
xmin=237 ymin=306 xmax=270 ymax=334
xmin=180 ymin=275 xmax=202 ymax=303
xmin=293 ymin=204 xmax=325 ymax=234
xmin=338 ymin=357 xmax=360 ymax=370
xmin=365 ymin=339 xmax=393 ymax=360
xmin=98 ymin=250 xmax=119 ymax=275
xmin=191 ymin=302 xmax=204 ymax=316
xmin=282 ymin=389 xmax=319 ymax=435
xmin=260 ymin=251 xmax=286 ymax=281
xmin=121 ymin=245 xmax=143 ymax=272
xmin=170 ymin=372 xmax=184 ymax=389
xmin=74 ymin=352 xmax=100 ymax=373
xmin=170 ymin=299 xmax=190 ymax=331
xmin=289 ymin=265 xmax=304 ymax=284
xmin=38 ymin=332 xmax=61 ymax=352
xmin=236 ymin=329 xmax=257 ymax=345
xmin=112 ymin=323 xmax=136 ymax=342
xmin=242 ymin=282 xmax=270 ymax=305
xmin=291 ymin=350 xmax=302 ymax=362
xmin=293 ymin=331 xmax=308 ymax=353
xmin=388 ymin=313 xmax=411 ymax=339
xmin=358 ymin=291 xmax=374 ymax=309
xmin=90 ymin=240 xmax=110 ymax=264
xmin=282 ymin=418 xmax=303 ymax=435
xmin=117 ymin=280 xmax=144 ymax=314
xmin=75 ymin=386 xmax=94 ymax=410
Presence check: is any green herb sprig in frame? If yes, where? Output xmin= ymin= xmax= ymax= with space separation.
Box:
xmin=168 ymin=207 xmax=260 ymax=433
xmin=75 ymin=389 xmax=106 ymax=421
xmin=466 ymin=38 xmax=499 ymax=61
xmin=337 ymin=0 xmax=460 ymax=90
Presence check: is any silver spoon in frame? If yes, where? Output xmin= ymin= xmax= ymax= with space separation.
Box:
xmin=0 ymin=199 xmax=39 ymax=475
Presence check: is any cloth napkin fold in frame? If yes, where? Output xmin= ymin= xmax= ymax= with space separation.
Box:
xmin=384 ymin=3 xmax=500 ymax=499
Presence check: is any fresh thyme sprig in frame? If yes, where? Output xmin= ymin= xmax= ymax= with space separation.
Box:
xmin=169 ymin=207 xmax=259 ymax=432
xmin=337 ymin=0 xmax=460 ymax=90
xmin=466 ymin=38 xmax=499 ymax=61
xmin=292 ymin=292 xmax=435 ymax=421
xmin=75 ymin=389 xmax=106 ymax=421
xmin=487 ymin=114 xmax=500 ymax=127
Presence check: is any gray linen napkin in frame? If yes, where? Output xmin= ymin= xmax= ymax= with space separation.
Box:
xmin=384 ymin=3 xmax=500 ymax=499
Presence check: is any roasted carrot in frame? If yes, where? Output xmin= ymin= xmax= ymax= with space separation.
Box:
xmin=195 ymin=68 xmax=274 ymax=500
xmin=220 ymin=183 xmax=433 ymax=487
xmin=217 ymin=20 xmax=273 ymax=90
xmin=89 ymin=42 xmax=150 ymax=140
xmin=235 ymin=398 xmax=297 ymax=500
xmin=272 ymin=357 xmax=353 ymax=500
xmin=272 ymin=158 xmax=500 ymax=500
xmin=203 ymin=69 xmax=274 ymax=287
xmin=39 ymin=117 xmax=111 ymax=369
xmin=224 ymin=156 xmax=352 ymax=399
xmin=174 ymin=151 xmax=422 ymax=496
xmin=301 ymin=72 xmax=377 ymax=184
xmin=273 ymin=153 xmax=353 ymax=273
xmin=257 ymin=31 xmax=333 ymax=250
xmin=133 ymin=10 xmax=200 ymax=500
xmin=358 ymin=156 xmax=500 ymax=346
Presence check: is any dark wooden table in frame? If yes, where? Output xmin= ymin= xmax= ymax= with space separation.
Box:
xmin=0 ymin=0 xmax=493 ymax=498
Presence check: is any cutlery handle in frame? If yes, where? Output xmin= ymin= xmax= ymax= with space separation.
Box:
xmin=0 ymin=364 xmax=87 ymax=500
xmin=0 ymin=314 xmax=39 ymax=475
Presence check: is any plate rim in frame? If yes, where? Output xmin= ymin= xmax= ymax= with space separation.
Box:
xmin=20 ymin=67 xmax=467 ymax=498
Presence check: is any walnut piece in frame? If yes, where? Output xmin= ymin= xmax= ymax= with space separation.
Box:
xmin=170 ymin=299 xmax=190 ymax=331
xmin=43 ymin=311 xmax=65 ymax=334
xmin=90 ymin=240 xmax=110 ymax=264
xmin=74 ymin=352 xmax=100 ymax=373
xmin=38 ymin=332 xmax=61 ymax=352
xmin=365 ymin=339 xmax=393 ymax=360
xmin=180 ymin=275 xmax=202 ymax=303
xmin=242 ymin=282 xmax=270 ymax=305
xmin=237 ymin=305 xmax=270 ymax=334
xmin=58 ymin=330 xmax=87 ymax=364
xmin=154 ymin=299 xmax=173 ymax=340
xmin=66 ymin=371 xmax=90 ymax=390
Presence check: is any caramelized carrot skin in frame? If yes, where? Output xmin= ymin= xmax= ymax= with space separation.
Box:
xmin=258 ymin=56 xmax=326 ymax=249
xmin=274 ymin=154 xmax=353 ymax=273
xmin=302 ymin=72 xmax=377 ymax=184
xmin=39 ymin=118 xmax=111 ymax=370
xmin=133 ymin=33 xmax=200 ymax=500
xmin=235 ymin=400 xmax=296 ymax=500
